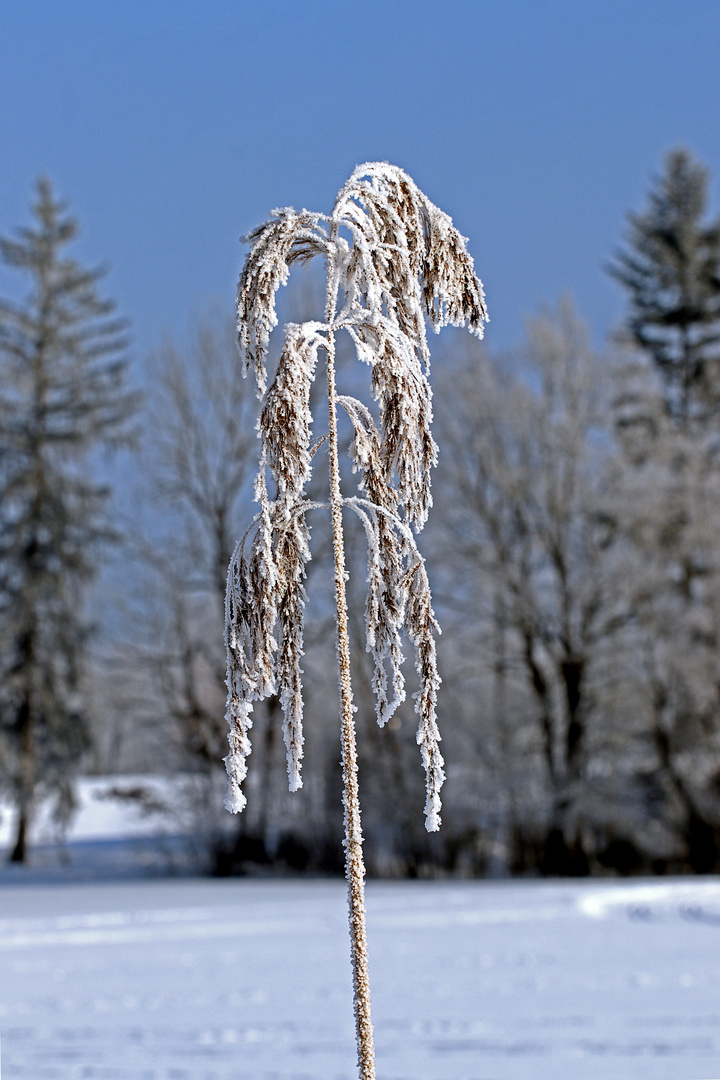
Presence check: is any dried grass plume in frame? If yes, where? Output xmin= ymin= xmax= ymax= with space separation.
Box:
xmin=225 ymin=161 xmax=486 ymax=828
xmin=224 ymin=162 xmax=487 ymax=1080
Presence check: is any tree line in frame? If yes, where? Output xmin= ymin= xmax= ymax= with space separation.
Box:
xmin=1 ymin=150 xmax=720 ymax=876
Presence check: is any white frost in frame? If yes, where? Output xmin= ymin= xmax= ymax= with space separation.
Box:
xmin=225 ymin=163 xmax=487 ymax=829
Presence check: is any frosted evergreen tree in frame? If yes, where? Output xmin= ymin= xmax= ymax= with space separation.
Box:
xmin=608 ymin=149 xmax=720 ymax=425
xmin=0 ymin=180 xmax=137 ymax=862
xmin=609 ymin=153 xmax=720 ymax=870
xmin=223 ymin=163 xmax=487 ymax=1079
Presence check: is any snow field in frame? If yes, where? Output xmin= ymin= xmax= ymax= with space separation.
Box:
xmin=0 ymin=876 xmax=719 ymax=1079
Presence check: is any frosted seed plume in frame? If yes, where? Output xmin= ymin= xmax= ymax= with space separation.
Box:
xmin=236 ymin=211 xmax=328 ymax=395
xmin=225 ymin=162 xmax=486 ymax=831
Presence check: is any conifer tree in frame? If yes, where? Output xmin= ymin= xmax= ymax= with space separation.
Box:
xmin=609 ymin=153 xmax=720 ymax=871
xmin=0 ymin=179 xmax=137 ymax=862
xmin=224 ymin=163 xmax=487 ymax=1080
xmin=608 ymin=149 xmax=720 ymax=425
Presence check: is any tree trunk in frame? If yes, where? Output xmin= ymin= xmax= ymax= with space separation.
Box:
xmin=10 ymin=684 xmax=34 ymax=865
xmin=9 ymin=808 xmax=28 ymax=864
xmin=652 ymin=713 xmax=720 ymax=873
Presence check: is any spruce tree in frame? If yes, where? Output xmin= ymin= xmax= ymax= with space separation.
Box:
xmin=0 ymin=179 xmax=137 ymax=862
xmin=608 ymin=149 xmax=720 ymax=425
xmin=609 ymin=154 xmax=720 ymax=872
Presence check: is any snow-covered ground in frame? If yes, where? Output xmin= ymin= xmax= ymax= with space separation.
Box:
xmin=1 ymin=875 xmax=719 ymax=1080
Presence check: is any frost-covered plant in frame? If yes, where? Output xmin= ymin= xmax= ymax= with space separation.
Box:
xmin=224 ymin=163 xmax=487 ymax=1080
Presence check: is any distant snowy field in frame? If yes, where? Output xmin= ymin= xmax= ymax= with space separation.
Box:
xmin=1 ymin=875 xmax=720 ymax=1080
xmin=0 ymin=777 xmax=184 ymax=849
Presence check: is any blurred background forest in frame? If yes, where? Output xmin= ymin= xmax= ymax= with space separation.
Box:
xmin=3 ymin=149 xmax=720 ymax=879
xmin=1 ymin=2 xmax=720 ymax=880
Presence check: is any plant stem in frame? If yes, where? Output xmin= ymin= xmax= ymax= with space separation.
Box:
xmin=325 ymin=246 xmax=376 ymax=1080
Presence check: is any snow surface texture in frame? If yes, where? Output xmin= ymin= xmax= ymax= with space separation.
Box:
xmin=1 ymin=877 xmax=719 ymax=1080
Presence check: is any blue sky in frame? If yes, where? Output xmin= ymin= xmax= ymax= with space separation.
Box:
xmin=1 ymin=0 xmax=719 ymax=360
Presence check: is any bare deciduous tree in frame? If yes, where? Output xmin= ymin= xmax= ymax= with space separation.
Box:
xmin=606 ymin=352 xmax=720 ymax=871
xmin=121 ymin=315 xmax=262 ymax=857
xmin=437 ymin=300 xmax=614 ymax=874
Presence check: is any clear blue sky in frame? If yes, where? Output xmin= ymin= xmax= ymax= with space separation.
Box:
xmin=1 ymin=0 xmax=719 ymax=359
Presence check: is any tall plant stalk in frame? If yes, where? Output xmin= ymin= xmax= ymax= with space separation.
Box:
xmin=326 ymin=244 xmax=376 ymax=1076
xmin=223 ymin=163 xmax=487 ymax=1077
